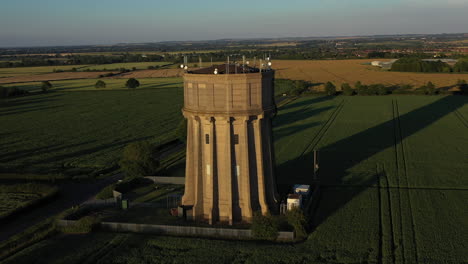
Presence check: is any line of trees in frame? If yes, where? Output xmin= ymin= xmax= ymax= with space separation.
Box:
xmin=391 ymin=58 xmax=451 ymax=73
xmin=321 ymin=80 xmax=468 ymax=96
xmin=390 ymin=57 xmax=468 ymax=73
xmin=453 ymin=59 xmax=468 ymax=72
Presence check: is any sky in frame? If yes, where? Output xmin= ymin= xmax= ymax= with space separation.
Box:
xmin=0 ymin=0 xmax=467 ymax=47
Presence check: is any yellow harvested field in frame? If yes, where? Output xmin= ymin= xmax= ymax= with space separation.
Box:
xmin=256 ymin=42 xmax=297 ymax=47
xmin=0 ymin=71 xmax=110 ymax=84
xmin=273 ymin=60 xmax=468 ymax=88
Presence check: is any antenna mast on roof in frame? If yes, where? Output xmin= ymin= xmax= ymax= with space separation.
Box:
xmin=242 ymin=55 xmax=246 ymax=73
xmin=226 ymin=56 xmax=229 ymax=75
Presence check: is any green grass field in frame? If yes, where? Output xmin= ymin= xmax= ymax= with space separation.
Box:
xmin=1 ymin=87 xmax=467 ymax=263
xmin=0 ymin=184 xmax=58 ymax=219
xmin=80 ymin=62 xmax=171 ymax=71
xmin=3 ymin=77 xmax=183 ymax=92
xmin=0 ymin=87 xmax=184 ymax=176
xmin=0 ymin=65 xmax=89 ymax=78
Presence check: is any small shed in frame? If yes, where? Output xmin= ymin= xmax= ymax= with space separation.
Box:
xmin=287 ymin=194 xmax=302 ymax=211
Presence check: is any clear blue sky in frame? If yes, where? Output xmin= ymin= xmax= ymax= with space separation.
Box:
xmin=1 ymin=0 xmax=467 ymax=47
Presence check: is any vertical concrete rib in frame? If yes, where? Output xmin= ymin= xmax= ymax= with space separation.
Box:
xmin=254 ymin=116 xmax=269 ymax=214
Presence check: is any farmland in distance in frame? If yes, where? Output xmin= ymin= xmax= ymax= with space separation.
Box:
xmin=273 ymin=59 xmax=468 ymax=87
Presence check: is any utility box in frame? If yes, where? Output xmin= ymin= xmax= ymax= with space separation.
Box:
xmin=122 ymin=199 xmax=129 ymax=210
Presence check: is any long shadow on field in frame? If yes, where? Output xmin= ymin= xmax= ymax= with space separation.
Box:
xmin=145 ymin=82 xmax=183 ymax=89
xmin=0 ymin=105 xmax=65 ymax=116
xmin=275 ymin=96 xmax=467 ymax=228
xmin=0 ymin=141 xmax=97 ymax=163
xmin=30 ymin=136 xmax=154 ymax=165
xmin=0 ymin=93 xmax=63 ymax=109
xmin=279 ymin=96 xmax=334 ymax=111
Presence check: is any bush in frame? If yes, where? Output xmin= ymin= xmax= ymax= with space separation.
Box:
xmin=423 ymin=81 xmax=437 ymax=95
xmin=95 ymin=80 xmax=106 ymax=89
xmin=375 ymin=84 xmax=388 ymax=95
xmin=119 ymin=141 xmax=159 ymax=178
xmin=251 ymin=211 xmax=279 ymax=241
xmin=356 ymin=83 xmax=370 ymax=95
xmin=60 ymin=215 xmax=101 ymax=234
xmin=126 ymin=78 xmax=140 ymax=89
xmin=41 ymin=81 xmax=52 ymax=92
xmin=457 ymin=79 xmax=468 ymax=95
xmin=324 ymin=82 xmax=336 ymax=96
xmin=285 ymin=208 xmax=308 ymax=240
xmin=290 ymin=80 xmax=308 ymax=96
xmin=341 ymin=83 xmax=354 ymax=96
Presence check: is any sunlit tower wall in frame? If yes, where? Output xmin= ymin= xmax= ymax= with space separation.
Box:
xmin=181 ymin=64 xmax=279 ymax=224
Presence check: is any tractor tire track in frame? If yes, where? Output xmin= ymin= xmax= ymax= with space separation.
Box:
xmin=395 ymin=100 xmax=419 ymax=264
xmin=300 ymin=99 xmax=346 ymax=156
xmin=377 ymin=164 xmax=383 ymax=264
xmin=383 ymin=164 xmax=396 ymax=264
xmin=453 ymin=109 xmax=468 ymax=129
xmin=392 ymin=99 xmax=405 ymax=264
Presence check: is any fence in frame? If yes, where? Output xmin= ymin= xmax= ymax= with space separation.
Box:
xmin=57 ymin=220 xmax=294 ymax=241
xmin=145 ymin=176 xmax=185 ymax=185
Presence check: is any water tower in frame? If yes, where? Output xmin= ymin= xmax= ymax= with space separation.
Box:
xmin=181 ymin=62 xmax=279 ymax=224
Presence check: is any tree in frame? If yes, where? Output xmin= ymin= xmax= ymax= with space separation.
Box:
xmin=454 ymin=59 xmax=468 ymax=73
xmin=341 ymin=83 xmax=354 ymax=96
xmin=457 ymin=79 xmax=467 ymax=95
xmin=126 ymin=78 xmax=140 ymax=89
xmin=41 ymin=81 xmax=52 ymax=92
xmin=324 ymin=82 xmax=336 ymax=96
xmin=251 ymin=211 xmax=279 ymax=241
xmin=95 ymin=80 xmax=106 ymax=89
xmin=424 ymin=81 xmax=436 ymax=95
xmin=291 ymin=80 xmax=307 ymax=96
xmin=119 ymin=141 xmax=159 ymax=178
xmin=355 ymin=81 xmax=370 ymax=95
xmin=286 ymin=207 xmax=308 ymax=240
xmin=354 ymin=81 xmax=363 ymax=91
xmin=375 ymin=84 xmax=388 ymax=95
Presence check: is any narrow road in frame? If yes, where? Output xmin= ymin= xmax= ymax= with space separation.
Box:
xmin=0 ymin=173 xmax=123 ymax=242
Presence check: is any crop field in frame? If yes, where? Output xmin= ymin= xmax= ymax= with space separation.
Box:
xmin=0 ymin=184 xmax=58 ymax=219
xmin=0 ymin=65 xmax=89 ymax=78
xmin=3 ymin=94 xmax=467 ymax=263
xmin=121 ymin=68 xmax=183 ymax=78
xmin=80 ymin=62 xmax=171 ymax=71
xmin=3 ymin=77 xmax=183 ymax=92
xmin=0 ymin=71 xmax=110 ymax=85
xmin=273 ymin=60 xmax=468 ymax=88
xmin=0 ymin=87 xmax=184 ymax=176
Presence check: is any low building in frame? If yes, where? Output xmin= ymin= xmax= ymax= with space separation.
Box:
xmin=293 ymin=184 xmax=311 ymax=196
xmin=287 ymin=194 xmax=301 ymax=210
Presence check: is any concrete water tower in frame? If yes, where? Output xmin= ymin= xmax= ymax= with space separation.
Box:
xmin=181 ymin=63 xmax=279 ymax=224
